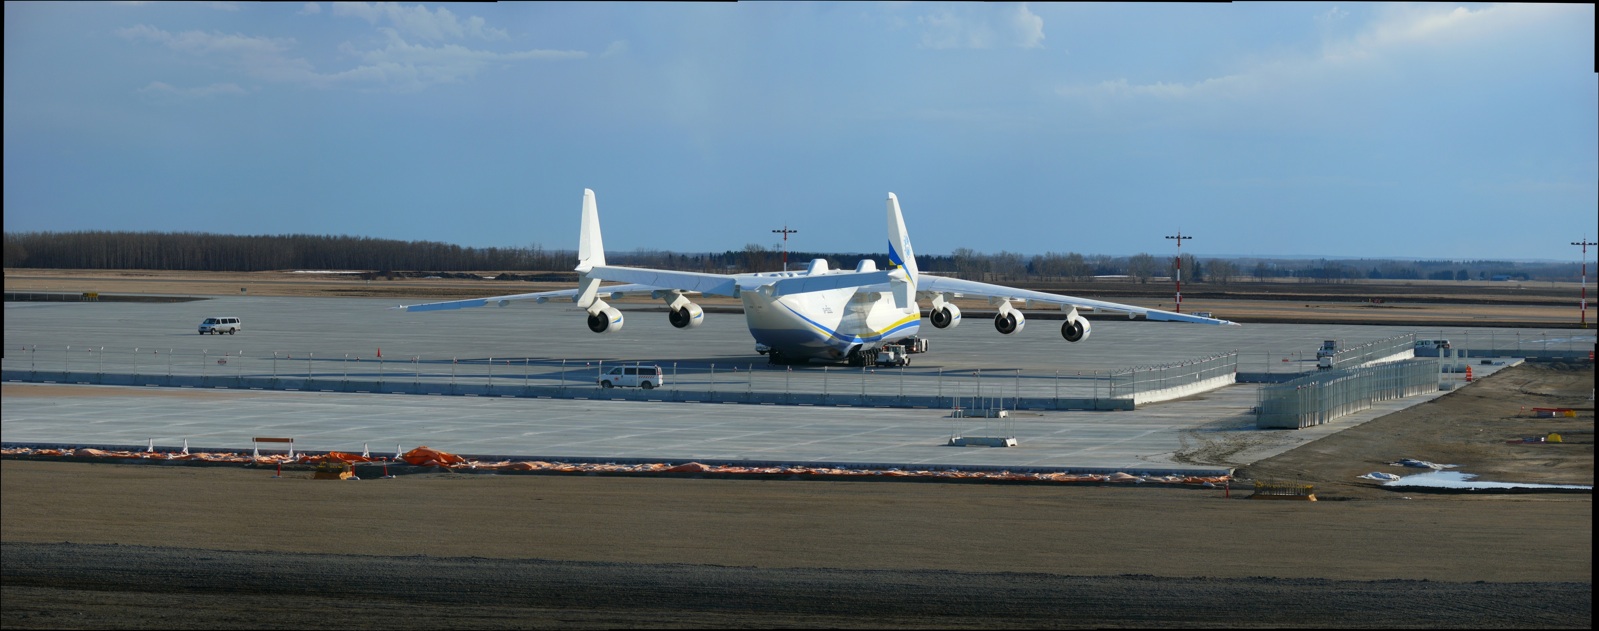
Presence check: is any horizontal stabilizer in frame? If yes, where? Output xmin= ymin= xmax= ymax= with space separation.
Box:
xmin=767 ymin=270 xmax=893 ymax=297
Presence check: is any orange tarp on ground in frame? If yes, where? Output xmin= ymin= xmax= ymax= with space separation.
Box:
xmin=2 ymin=447 xmax=1232 ymax=486
xmin=313 ymin=451 xmax=374 ymax=464
xmin=400 ymin=446 xmax=467 ymax=467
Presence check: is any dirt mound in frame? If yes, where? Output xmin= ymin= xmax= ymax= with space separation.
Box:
xmin=1238 ymin=363 xmax=1594 ymax=499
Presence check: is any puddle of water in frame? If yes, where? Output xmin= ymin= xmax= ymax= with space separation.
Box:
xmin=1383 ymin=470 xmax=1592 ymax=491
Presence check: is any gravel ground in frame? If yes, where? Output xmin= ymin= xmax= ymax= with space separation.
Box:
xmin=4 ymin=542 xmax=1590 ymax=629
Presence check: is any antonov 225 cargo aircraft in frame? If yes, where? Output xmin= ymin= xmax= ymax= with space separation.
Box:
xmin=396 ymin=189 xmax=1237 ymax=365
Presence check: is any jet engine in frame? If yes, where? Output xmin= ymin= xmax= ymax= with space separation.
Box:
xmin=587 ymin=306 xmax=624 ymax=334
xmin=1061 ymin=313 xmax=1091 ymax=342
xmin=669 ymin=302 xmax=704 ymax=329
xmin=930 ymin=304 xmax=961 ymax=329
xmin=993 ymin=307 xmax=1025 ymax=335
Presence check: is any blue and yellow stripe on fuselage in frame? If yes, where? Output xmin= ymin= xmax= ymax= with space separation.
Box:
xmin=743 ymin=290 xmax=919 ymax=361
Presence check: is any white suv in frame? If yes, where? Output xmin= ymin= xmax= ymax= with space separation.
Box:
xmin=199 ymin=317 xmax=242 ymax=335
xmin=598 ymin=365 xmax=664 ymax=389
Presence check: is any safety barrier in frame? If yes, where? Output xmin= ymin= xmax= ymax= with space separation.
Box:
xmin=1256 ymin=359 xmax=1439 ymax=429
xmin=2 ymin=344 xmax=1242 ymax=411
xmin=1106 ymin=352 xmax=1238 ymax=405
xmin=1327 ymin=334 xmax=1416 ymax=370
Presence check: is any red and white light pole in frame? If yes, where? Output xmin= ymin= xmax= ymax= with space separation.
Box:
xmin=1166 ymin=231 xmax=1192 ymax=313
xmin=773 ymin=225 xmax=799 ymax=272
xmin=1575 ymin=238 xmax=1595 ymax=328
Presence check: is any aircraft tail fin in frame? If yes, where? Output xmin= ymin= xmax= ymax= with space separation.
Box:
xmin=886 ymin=193 xmax=919 ymax=308
xmin=574 ymin=188 xmax=606 ymax=309
xmin=577 ymin=188 xmax=606 ymax=271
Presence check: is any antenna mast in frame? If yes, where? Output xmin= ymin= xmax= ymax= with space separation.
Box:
xmin=773 ymin=225 xmax=799 ymax=272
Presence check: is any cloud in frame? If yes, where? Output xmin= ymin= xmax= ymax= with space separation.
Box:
xmin=299 ymin=3 xmax=322 ymax=16
xmin=118 ymin=22 xmax=585 ymax=93
xmin=117 ymin=24 xmax=294 ymax=56
xmin=331 ymin=2 xmax=507 ymax=41
xmin=1314 ymin=5 xmax=1349 ymax=27
xmin=601 ymin=40 xmax=628 ymax=58
xmin=1056 ymin=4 xmax=1573 ymax=102
xmin=1010 ymin=4 xmax=1045 ymax=49
xmin=136 ymin=81 xmax=249 ymax=99
xmin=918 ymin=3 xmax=1046 ymax=50
xmin=332 ymin=28 xmax=586 ymax=91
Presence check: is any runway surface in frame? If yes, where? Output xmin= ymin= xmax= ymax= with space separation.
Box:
xmin=3 ymin=296 xmax=1582 ymax=472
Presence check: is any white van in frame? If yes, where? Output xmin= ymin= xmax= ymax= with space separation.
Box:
xmin=598 ymin=365 xmax=664 ymax=389
xmin=198 ymin=317 xmax=242 ymax=335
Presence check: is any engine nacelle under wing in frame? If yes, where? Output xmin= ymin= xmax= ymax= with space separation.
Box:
xmin=1061 ymin=314 xmax=1091 ymax=342
xmin=587 ymin=306 xmax=624 ymax=334
xmin=930 ymin=304 xmax=961 ymax=329
xmin=994 ymin=308 xmax=1025 ymax=335
xmin=669 ymin=302 xmax=705 ymax=329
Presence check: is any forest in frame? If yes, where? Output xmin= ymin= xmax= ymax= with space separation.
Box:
xmin=3 ymin=230 xmax=1588 ymax=284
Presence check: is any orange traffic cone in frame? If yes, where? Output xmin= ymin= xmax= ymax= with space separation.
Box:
xmin=1465 ymin=366 xmax=1473 ymax=382
xmin=377 ymin=348 xmax=382 ymax=358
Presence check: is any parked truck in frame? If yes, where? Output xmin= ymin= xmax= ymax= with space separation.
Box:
xmin=849 ymin=337 xmax=928 ymax=367
xmin=1316 ymin=340 xmax=1339 ymax=370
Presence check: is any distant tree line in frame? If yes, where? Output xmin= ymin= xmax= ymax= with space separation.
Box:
xmin=3 ymin=231 xmax=1590 ymax=283
xmin=3 ymin=231 xmax=571 ymax=272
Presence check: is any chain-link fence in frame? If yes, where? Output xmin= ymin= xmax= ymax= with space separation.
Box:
xmin=3 ymin=344 xmax=1239 ymax=411
xmin=1107 ymin=352 xmax=1238 ymax=404
xmin=1326 ymin=334 xmax=1416 ymax=370
xmin=1256 ymin=359 xmax=1438 ymax=429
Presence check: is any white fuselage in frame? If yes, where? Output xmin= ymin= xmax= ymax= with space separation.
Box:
xmin=738 ymin=277 xmax=920 ymax=361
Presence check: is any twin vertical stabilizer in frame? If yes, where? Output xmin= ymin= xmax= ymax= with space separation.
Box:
xmin=577 ymin=188 xmax=606 ymax=270
xmin=886 ymin=193 xmax=919 ymax=308
xmin=575 ymin=188 xmax=606 ymax=309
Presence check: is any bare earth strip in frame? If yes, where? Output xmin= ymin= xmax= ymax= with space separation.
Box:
xmin=2 ymin=269 xmax=1593 ymax=628
xmin=4 ymin=543 xmax=1589 ymax=629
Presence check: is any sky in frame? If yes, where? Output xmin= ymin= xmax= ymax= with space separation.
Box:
xmin=4 ymin=2 xmax=1595 ymax=261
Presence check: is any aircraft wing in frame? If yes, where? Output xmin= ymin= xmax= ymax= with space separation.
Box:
xmin=917 ymin=275 xmax=1238 ymax=325
xmin=586 ymin=266 xmax=740 ymax=297
xmin=395 ymin=266 xmax=900 ymax=314
xmin=393 ymin=283 xmax=661 ymax=313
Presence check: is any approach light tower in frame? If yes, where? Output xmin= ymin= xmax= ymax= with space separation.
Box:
xmin=773 ymin=225 xmax=799 ymax=272
xmin=1166 ymin=231 xmax=1192 ymax=313
xmin=1575 ymin=238 xmax=1595 ymax=328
